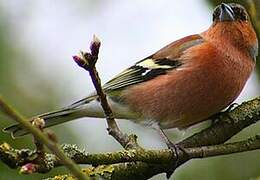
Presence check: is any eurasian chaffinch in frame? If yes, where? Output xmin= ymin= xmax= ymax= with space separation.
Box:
xmin=4 ymin=3 xmax=258 ymax=147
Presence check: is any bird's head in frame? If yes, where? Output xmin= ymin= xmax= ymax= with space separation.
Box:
xmin=205 ymin=3 xmax=258 ymax=60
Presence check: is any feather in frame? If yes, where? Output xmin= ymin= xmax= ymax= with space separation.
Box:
xmin=103 ymin=35 xmax=204 ymax=92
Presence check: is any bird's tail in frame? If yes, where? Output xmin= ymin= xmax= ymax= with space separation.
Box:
xmin=3 ymin=95 xmax=101 ymax=138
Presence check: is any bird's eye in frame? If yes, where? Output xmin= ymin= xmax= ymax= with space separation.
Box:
xmin=231 ymin=5 xmax=248 ymax=21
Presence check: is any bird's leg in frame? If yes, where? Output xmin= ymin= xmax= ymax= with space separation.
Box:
xmin=157 ymin=127 xmax=177 ymax=152
xmin=153 ymin=124 xmax=188 ymax=178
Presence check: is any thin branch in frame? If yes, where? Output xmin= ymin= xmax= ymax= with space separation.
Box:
xmin=58 ymin=135 xmax=260 ymax=180
xmin=73 ymin=35 xmax=139 ymax=149
xmin=0 ymin=96 xmax=87 ymax=180
xmin=1 ymin=135 xmax=259 ymax=179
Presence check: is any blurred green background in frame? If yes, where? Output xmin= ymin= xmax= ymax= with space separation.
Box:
xmin=0 ymin=0 xmax=259 ymax=180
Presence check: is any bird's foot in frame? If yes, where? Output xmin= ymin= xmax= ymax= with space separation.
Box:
xmin=155 ymin=126 xmax=188 ymax=178
xmin=166 ymin=141 xmax=189 ymax=177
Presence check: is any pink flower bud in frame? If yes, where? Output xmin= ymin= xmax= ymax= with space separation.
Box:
xmin=20 ymin=163 xmax=38 ymax=174
xmin=73 ymin=55 xmax=86 ymax=67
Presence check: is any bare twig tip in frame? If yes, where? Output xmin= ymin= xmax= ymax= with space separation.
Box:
xmin=90 ymin=35 xmax=101 ymax=56
xmin=92 ymin=34 xmax=101 ymax=45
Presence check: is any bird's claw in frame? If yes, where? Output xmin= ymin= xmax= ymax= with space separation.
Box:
xmin=155 ymin=126 xmax=189 ymax=178
xmin=165 ymin=142 xmax=188 ymax=179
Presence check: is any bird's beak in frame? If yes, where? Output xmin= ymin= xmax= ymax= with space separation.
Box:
xmin=219 ymin=3 xmax=235 ymax=22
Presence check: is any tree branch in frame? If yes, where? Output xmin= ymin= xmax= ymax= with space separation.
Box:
xmin=0 ymin=96 xmax=87 ymax=180
xmin=1 ymin=134 xmax=260 ymax=179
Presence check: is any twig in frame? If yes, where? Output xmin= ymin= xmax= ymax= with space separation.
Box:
xmin=0 ymin=95 xmax=87 ymax=180
xmin=1 ymin=135 xmax=259 ymax=179
xmin=73 ymin=35 xmax=139 ymax=149
xmin=50 ymin=134 xmax=260 ymax=180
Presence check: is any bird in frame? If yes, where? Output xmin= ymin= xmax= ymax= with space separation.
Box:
xmin=3 ymin=3 xmax=258 ymax=150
